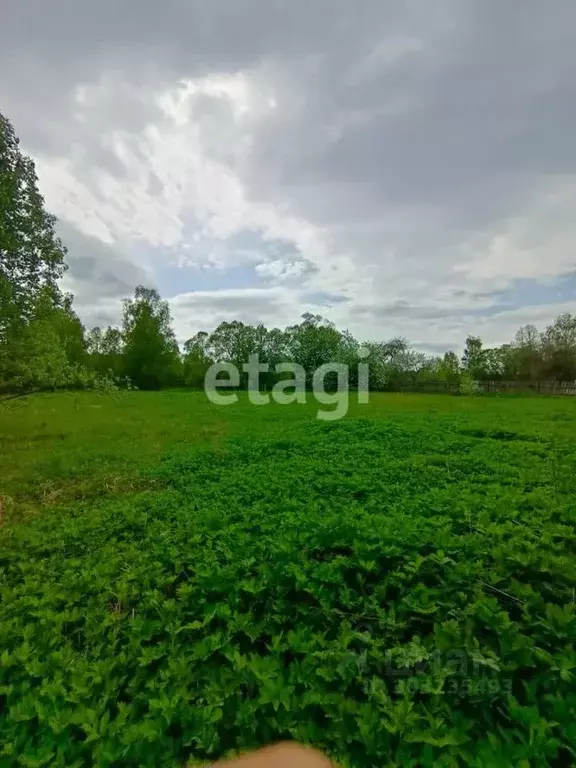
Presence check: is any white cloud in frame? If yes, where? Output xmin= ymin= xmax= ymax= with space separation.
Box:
xmin=255 ymin=260 xmax=307 ymax=279
xmin=33 ymin=73 xmax=330 ymax=277
xmin=170 ymin=287 xmax=306 ymax=341
xmin=3 ymin=0 xmax=576 ymax=348
xmin=422 ymin=302 xmax=576 ymax=350
xmin=454 ymin=178 xmax=576 ymax=284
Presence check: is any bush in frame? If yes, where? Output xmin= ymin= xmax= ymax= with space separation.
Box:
xmin=459 ymin=372 xmax=478 ymax=395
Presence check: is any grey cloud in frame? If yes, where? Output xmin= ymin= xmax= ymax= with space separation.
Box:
xmin=5 ymin=0 xmax=574 ymax=231
xmin=2 ymin=0 xmax=576 ymax=340
xmin=354 ymin=300 xmax=461 ymax=322
xmin=412 ymin=342 xmax=454 ymax=355
xmin=171 ymin=288 xmax=285 ymax=317
xmin=0 ymin=0 xmax=364 ymax=135
xmin=2 ymin=0 xmax=374 ymax=69
xmin=169 ymin=287 xmax=348 ymax=341
xmin=58 ymin=220 xmax=152 ymax=326
xmin=191 ymin=94 xmax=241 ymax=166
xmin=4 ymin=76 xmax=164 ymax=176
xmin=244 ymin=2 xmax=576 ymax=235
xmin=303 ymin=292 xmax=348 ymax=307
xmin=170 ymin=288 xmax=297 ymax=340
xmin=79 ymin=305 xmax=124 ymax=330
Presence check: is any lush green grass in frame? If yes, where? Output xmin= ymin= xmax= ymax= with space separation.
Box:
xmin=1 ymin=391 xmax=576 ymax=766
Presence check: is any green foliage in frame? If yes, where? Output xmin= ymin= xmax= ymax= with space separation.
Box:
xmin=438 ymin=351 xmax=461 ymax=387
xmin=459 ymin=372 xmax=478 ymax=396
xmin=1 ymin=392 xmax=576 ymax=766
xmin=53 ymin=295 xmax=87 ymax=367
xmin=0 ymin=289 xmax=92 ymax=393
xmin=461 ymin=336 xmax=484 ymax=379
xmin=285 ymin=313 xmax=352 ymax=387
xmin=182 ymin=332 xmax=212 ymax=388
xmin=0 ymin=112 xmax=67 ymax=333
xmin=122 ymin=286 xmax=181 ymax=390
xmin=87 ymin=326 xmax=125 ymax=381
xmin=1 ymin=311 xmax=67 ymax=392
xmin=0 ymin=113 xmax=85 ymax=394
xmin=541 ymin=313 xmax=576 ymax=381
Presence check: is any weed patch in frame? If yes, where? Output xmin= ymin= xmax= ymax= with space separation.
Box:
xmin=1 ymin=393 xmax=576 ymax=765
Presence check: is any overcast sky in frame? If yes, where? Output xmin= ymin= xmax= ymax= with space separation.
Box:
xmin=2 ymin=1 xmax=576 ymax=351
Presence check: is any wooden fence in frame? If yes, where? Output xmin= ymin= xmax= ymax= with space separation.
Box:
xmin=477 ymin=380 xmax=576 ymax=395
xmin=391 ymin=380 xmax=576 ymax=395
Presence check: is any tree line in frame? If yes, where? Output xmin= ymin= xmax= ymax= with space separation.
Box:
xmin=2 ymin=110 xmax=576 ymax=396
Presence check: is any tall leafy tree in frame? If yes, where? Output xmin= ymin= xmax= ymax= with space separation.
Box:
xmin=439 ymin=351 xmax=461 ymax=386
xmin=286 ymin=313 xmax=348 ymax=386
xmin=0 ymin=286 xmax=67 ymax=391
xmin=511 ymin=324 xmax=543 ymax=381
xmin=541 ymin=313 xmax=576 ymax=381
xmin=0 ymin=112 xmax=76 ymax=392
xmin=122 ymin=286 xmax=181 ymax=389
xmin=480 ymin=346 xmax=508 ymax=381
xmin=183 ymin=331 xmax=210 ymax=363
xmin=182 ymin=331 xmax=212 ymax=388
xmin=361 ymin=338 xmax=409 ymax=390
xmin=87 ymin=325 xmax=125 ymax=379
xmin=0 ymin=112 xmax=67 ymax=337
xmin=53 ymin=294 xmax=87 ymax=366
xmin=206 ymin=321 xmax=273 ymax=387
xmin=207 ymin=321 xmax=263 ymax=367
xmin=0 ymin=285 xmax=87 ymax=392
xmin=462 ymin=335 xmax=486 ymax=379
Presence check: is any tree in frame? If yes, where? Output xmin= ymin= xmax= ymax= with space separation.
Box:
xmin=511 ymin=324 xmax=543 ymax=381
xmin=438 ymin=351 xmax=461 ymax=387
xmin=207 ymin=322 xmax=265 ymax=367
xmin=182 ymin=331 xmax=212 ymax=388
xmin=122 ymin=286 xmax=181 ymax=389
xmin=86 ymin=326 xmax=103 ymax=356
xmin=286 ymin=314 xmax=349 ymax=387
xmin=3 ymin=316 xmax=69 ymax=392
xmin=541 ymin=313 xmax=576 ymax=381
xmin=0 ymin=112 xmax=67 ymax=339
xmin=183 ymin=331 xmax=210 ymax=363
xmin=361 ymin=338 xmax=409 ymax=390
xmin=0 ymin=112 xmax=76 ymax=393
xmin=0 ymin=287 xmax=68 ymax=391
xmin=462 ymin=336 xmax=486 ymax=379
xmin=205 ymin=321 xmax=278 ymax=388
xmin=386 ymin=347 xmax=430 ymax=390
xmin=262 ymin=327 xmax=290 ymax=369
xmin=87 ymin=325 xmax=125 ymax=379
xmin=53 ymin=294 xmax=87 ymax=366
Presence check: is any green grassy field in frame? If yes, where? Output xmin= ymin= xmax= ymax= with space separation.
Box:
xmin=1 ymin=391 xmax=576 ymax=766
